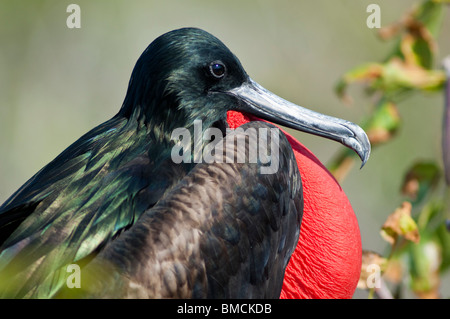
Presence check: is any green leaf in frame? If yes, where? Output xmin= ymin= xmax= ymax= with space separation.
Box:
xmin=381 ymin=202 xmax=420 ymax=245
xmin=364 ymin=100 xmax=401 ymax=146
xmin=408 ymin=235 xmax=441 ymax=298
xmin=435 ymin=222 xmax=450 ymax=272
xmin=401 ymin=161 xmax=441 ymax=203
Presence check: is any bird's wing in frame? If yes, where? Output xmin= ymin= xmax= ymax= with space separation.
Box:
xmin=0 ymin=115 xmax=175 ymax=298
xmin=57 ymin=121 xmax=303 ymax=299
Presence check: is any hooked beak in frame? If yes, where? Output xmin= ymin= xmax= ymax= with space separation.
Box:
xmin=226 ymin=78 xmax=371 ymax=167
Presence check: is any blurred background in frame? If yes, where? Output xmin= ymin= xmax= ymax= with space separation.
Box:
xmin=0 ymin=0 xmax=449 ymax=298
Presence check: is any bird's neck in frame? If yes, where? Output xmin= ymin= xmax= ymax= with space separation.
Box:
xmin=120 ymin=103 xmax=228 ymax=167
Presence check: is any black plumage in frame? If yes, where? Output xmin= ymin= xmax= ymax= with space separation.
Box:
xmin=56 ymin=122 xmax=302 ymax=298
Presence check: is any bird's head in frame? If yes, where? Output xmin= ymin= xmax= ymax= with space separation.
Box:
xmin=120 ymin=28 xmax=370 ymax=166
xmin=119 ymin=27 xmax=247 ymax=134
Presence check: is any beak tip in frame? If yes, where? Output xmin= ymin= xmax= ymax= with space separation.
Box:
xmin=348 ymin=121 xmax=371 ymax=169
xmin=345 ymin=123 xmax=371 ymax=169
xmin=357 ymin=136 xmax=371 ymax=169
xmin=359 ymin=153 xmax=369 ymax=169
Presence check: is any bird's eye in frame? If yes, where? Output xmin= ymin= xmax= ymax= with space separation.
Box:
xmin=209 ymin=61 xmax=226 ymax=79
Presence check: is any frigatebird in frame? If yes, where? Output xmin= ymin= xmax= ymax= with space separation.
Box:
xmin=0 ymin=27 xmax=370 ymax=298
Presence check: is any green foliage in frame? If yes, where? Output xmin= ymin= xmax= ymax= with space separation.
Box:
xmin=331 ymin=0 xmax=450 ymax=298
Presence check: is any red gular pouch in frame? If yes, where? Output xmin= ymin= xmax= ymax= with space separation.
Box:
xmin=227 ymin=110 xmax=362 ymax=299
